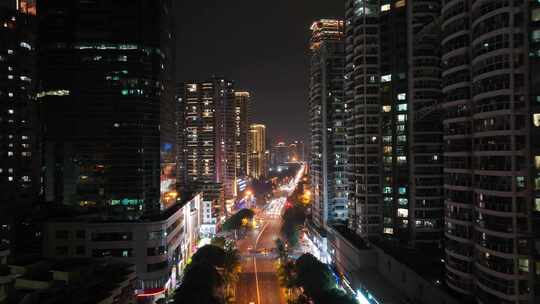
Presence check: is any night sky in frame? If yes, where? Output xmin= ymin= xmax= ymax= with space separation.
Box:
xmin=175 ymin=0 xmax=344 ymax=143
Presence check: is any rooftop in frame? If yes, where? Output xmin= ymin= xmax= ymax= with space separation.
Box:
xmin=330 ymin=225 xmax=369 ymax=250
xmin=372 ymin=238 xmax=444 ymax=281
xmin=2 ymin=257 xmax=135 ymax=304
xmin=46 ymin=191 xmax=201 ymax=224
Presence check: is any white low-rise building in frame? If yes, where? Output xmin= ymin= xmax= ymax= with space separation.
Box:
xmin=42 ymin=193 xmax=202 ymax=300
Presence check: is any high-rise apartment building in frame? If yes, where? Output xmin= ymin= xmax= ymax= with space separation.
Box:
xmin=309 ymin=19 xmax=347 ymax=228
xmin=442 ymin=1 xmax=540 ymax=302
xmin=272 ymin=141 xmax=289 ymax=167
xmin=37 ymin=0 xmax=176 ymax=213
xmin=345 ymin=0 xmax=444 ymax=246
xmin=0 ymin=4 xmax=39 ymax=252
xmin=289 ymin=140 xmax=305 ymax=162
xmin=248 ymin=123 xmax=267 ymax=179
xmin=183 ymin=78 xmax=236 ymax=199
xmin=175 ymin=84 xmax=187 ymax=191
xmin=234 ymin=91 xmax=251 ymax=178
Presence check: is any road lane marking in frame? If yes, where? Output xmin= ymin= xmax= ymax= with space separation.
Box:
xmin=255 ymin=222 xmax=269 ymax=246
xmin=254 ymin=257 xmax=261 ymax=304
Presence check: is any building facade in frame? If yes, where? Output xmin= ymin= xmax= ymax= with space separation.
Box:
xmin=309 ymin=19 xmax=348 ymax=228
xmin=289 ymin=140 xmax=305 ymax=162
xmin=37 ymin=0 xmax=177 ymax=213
xmin=345 ymin=0 xmax=444 ymax=247
xmin=183 ymin=78 xmax=236 ymax=200
xmin=248 ymin=123 xmax=267 ymax=179
xmin=234 ymin=91 xmax=251 ymax=179
xmin=175 ymin=84 xmax=187 ymax=192
xmin=43 ymin=193 xmax=202 ymax=299
xmin=271 ymin=141 xmax=289 ymax=168
xmin=0 ymin=5 xmax=39 ymax=252
xmin=442 ymin=1 xmax=540 ymax=302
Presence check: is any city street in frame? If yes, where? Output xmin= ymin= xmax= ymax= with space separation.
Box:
xmin=235 ymin=197 xmax=286 ymax=304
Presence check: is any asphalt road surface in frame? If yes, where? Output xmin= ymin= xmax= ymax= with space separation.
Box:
xmin=235 ymin=198 xmax=286 ymax=304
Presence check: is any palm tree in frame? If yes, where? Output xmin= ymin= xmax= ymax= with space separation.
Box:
xmin=277 ymin=259 xmax=297 ymax=299
xmin=222 ymin=247 xmax=241 ymax=302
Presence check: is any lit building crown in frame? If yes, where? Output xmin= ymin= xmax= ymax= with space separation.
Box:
xmin=310 ymin=19 xmax=344 ymax=50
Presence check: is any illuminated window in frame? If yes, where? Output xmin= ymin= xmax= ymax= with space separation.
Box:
xmin=8 ymin=109 xmax=14 ymax=114
xmin=382 ymin=105 xmax=392 ymax=112
xmin=381 ymin=74 xmax=392 ymax=83
xmin=535 ymin=198 xmax=540 ymax=212
xmin=533 ymin=30 xmax=540 ymax=43
xmin=536 ymin=156 xmax=540 ymax=169
xmin=384 ymin=228 xmax=394 ymax=234
xmin=533 ymin=8 xmax=540 ymax=22
xmin=397 ymin=93 xmax=406 ymax=100
xmin=398 ymin=114 xmax=407 ymax=122
xmin=535 ymin=177 xmax=540 ymax=190
xmin=398 ymin=198 xmax=408 ymax=205
xmin=383 ymin=187 xmax=392 ymax=194
xmin=383 ymin=146 xmax=392 ymax=154
xmin=397 ymin=135 xmax=407 ymax=143
xmin=381 ymin=4 xmax=391 ymax=12
xmin=397 ymin=156 xmax=407 ymax=164
xmin=395 ymin=0 xmax=406 ymax=8
xmin=519 ymin=258 xmax=529 ymax=273
xmin=383 ymin=136 xmax=392 ymax=143
xmin=399 ymin=187 xmax=407 ymax=195
xmin=397 ymin=208 xmax=408 ymax=218
xmin=534 ymin=114 xmax=540 ymax=127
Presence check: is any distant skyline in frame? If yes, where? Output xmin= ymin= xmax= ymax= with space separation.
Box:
xmin=175 ymin=0 xmax=344 ymax=143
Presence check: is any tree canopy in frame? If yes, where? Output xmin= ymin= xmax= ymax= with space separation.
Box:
xmin=174 ymin=263 xmax=224 ymax=304
xmin=175 ymin=245 xmax=240 ymax=304
xmin=280 ymin=205 xmax=306 ymax=247
xmin=295 ymin=253 xmax=357 ymax=304
xmin=221 ymin=208 xmax=255 ymax=231
xmin=191 ymin=245 xmax=226 ymax=268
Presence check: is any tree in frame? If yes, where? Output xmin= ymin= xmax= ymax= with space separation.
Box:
xmin=174 ymin=263 xmax=225 ymax=304
xmin=222 ymin=208 xmax=255 ymax=232
xmin=222 ymin=247 xmax=241 ymax=301
xmin=295 ymin=254 xmax=335 ymax=301
xmin=191 ymin=245 xmax=226 ymax=268
xmin=277 ymin=259 xmax=297 ymax=299
xmin=293 ymin=253 xmax=358 ymax=304
xmin=211 ymin=236 xmax=227 ymax=249
xmin=177 ymin=245 xmax=241 ymax=304
xmin=280 ymin=206 xmax=305 ymax=247
xmin=275 ymin=238 xmax=288 ymax=261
